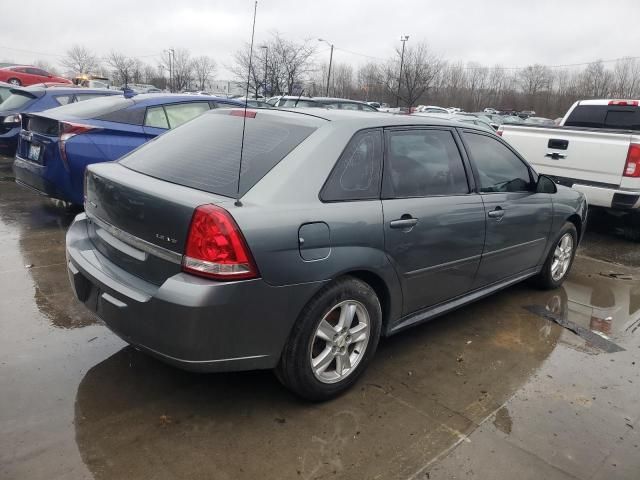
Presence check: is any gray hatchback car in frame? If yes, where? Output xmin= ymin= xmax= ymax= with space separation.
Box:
xmin=66 ymin=108 xmax=587 ymax=400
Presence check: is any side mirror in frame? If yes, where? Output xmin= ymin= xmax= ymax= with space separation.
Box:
xmin=536 ymin=174 xmax=557 ymax=194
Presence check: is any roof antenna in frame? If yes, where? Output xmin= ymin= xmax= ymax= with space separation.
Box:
xmin=235 ymin=0 xmax=258 ymax=207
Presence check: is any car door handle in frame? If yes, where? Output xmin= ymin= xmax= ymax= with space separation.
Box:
xmin=545 ymin=152 xmax=566 ymax=160
xmin=487 ymin=207 xmax=505 ymax=219
xmin=390 ymin=217 xmax=419 ymax=229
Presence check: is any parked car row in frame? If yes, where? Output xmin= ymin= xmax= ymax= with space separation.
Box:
xmin=12 ymin=93 xmax=243 ymax=204
xmin=0 ymin=85 xmax=121 ymax=156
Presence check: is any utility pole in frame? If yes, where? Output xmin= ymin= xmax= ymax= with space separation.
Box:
xmin=260 ymin=45 xmax=268 ymax=98
xmin=164 ymin=49 xmax=175 ymax=92
xmin=318 ymin=38 xmax=334 ymax=97
xmin=395 ymin=35 xmax=409 ymax=108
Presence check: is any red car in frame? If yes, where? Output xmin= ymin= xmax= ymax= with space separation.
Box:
xmin=0 ymin=65 xmax=71 ymax=87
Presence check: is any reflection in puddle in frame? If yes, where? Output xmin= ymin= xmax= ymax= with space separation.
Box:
xmin=531 ymin=268 xmax=640 ymax=353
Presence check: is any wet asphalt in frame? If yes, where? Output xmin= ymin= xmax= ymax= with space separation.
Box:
xmin=0 ymin=154 xmax=639 ymax=480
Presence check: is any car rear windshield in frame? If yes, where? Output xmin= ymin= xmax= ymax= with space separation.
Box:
xmin=0 ymin=91 xmax=36 ymax=111
xmin=565 ymin=104 xmax=640 ymax=130
xmin=121 ymin=110 xmax=324 ymax=197
xmin=43 ymin=95 xmax=134 ymax=119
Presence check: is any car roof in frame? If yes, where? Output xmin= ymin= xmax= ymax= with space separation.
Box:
xmin=313 ymin=97 xmax=368 ymax=104
xmin=263 ymin=107 xmax=491 ymax=132
xmin=128 ymin=93 xmax=242 ymax=106
xmin=24 ymin=87 xmax=120 ymax=95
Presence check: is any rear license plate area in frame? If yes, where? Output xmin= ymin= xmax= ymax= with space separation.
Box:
xmin=27 ymin=143 xmax=42 ymax=163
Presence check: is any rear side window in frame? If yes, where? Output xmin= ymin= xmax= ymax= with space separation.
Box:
xmin=164 ymin=102 xmax=210 ymax=128
xmin=383 ymin=129 xmax=469 ymax=198
xmin=121 ymin=110 xmax=322 ymax=197
xmin=565 ymin=104 xmax=640 ymax=130
xmin=463 ymin=132 xmax=532 ymax=193
xmin=321 ymin=129 xmax=382 ymax=201
xmin=0 ymin=92 xmax=35 ymax=110
xmin=145 ymin=106 xmax=169 ymax=129
xmin=54 ymin=95 xmax=73 ymax=106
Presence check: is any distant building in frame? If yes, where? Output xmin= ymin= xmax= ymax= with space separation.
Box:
xmin=208 ymin=79 xmax=247 ymax=97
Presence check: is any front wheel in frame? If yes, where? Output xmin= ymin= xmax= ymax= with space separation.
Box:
xmin=276 ymin=276 xmax=382 ymax=401
xmin=533 ymin=222 xmax=577 ymax=289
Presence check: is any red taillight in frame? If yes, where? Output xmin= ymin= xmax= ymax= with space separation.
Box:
xmin=59 ymin=122 xmax=95 ymax=171
xmin=182 ymin=204 xmax=259 ymax=280
xmin=230 ymin=109 xmax=257 ymax=118
xmin=608 ymin=100 xmax=639 ymax=107
xmin=496 ymin=128 xmax=503 ymax=136
xmin=623 ymin=143 xmax=640 ymax=177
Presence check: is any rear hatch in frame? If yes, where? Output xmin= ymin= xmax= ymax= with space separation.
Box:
xmin=85 ymin=108 xmax=323 ymax=285
xmin=17 ymin=113 xmax=65 ymax=166
xmin=502 ymin=125 xmax=633 ymax=187
xmin=85 ymin=163 xmax=233 ymax=285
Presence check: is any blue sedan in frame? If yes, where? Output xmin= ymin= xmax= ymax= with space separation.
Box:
xmin=13 ymin=93 xmax=243 ymax=205
xmin=0 ymin=85 xmax=119 ymax=156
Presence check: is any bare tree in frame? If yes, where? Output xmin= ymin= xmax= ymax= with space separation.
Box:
xmin=33 ymin=59 xmax=60 ymax=76
xmin=229 ymin=45 xmax=263 ymax=97
xmin=60 ymin=45 xmax=100 ymax=75
xmin=230 ymin=32 xmax=316 ymax=96
xmin=579 ymin=60 xmax=612 ymax=98
xmin=107 ymin=51 xmax=136 ymax=86
xmin=612 ymin=57 xmax=640 ymax=98
xmin=193 ymin=56 xmax=216 ymax=91
xmin=171 ymin=48 xmax=194 ymax=92
xmin=381 ymin=42 xmax=443 ymax=108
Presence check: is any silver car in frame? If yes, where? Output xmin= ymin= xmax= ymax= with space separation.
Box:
xmin=66 ymin=108 xmax=587 ymax=400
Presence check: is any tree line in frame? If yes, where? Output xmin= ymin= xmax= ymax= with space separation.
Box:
xmin=23 ymin=35 xmax=640 ymax=118
xmin=231 ymin=33 xmax=640 ymax=118
xmin=35 ymin=45 xmax=217 ymax=92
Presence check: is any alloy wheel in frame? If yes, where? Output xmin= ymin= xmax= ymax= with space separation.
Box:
xmin=310 ymin=300 xmax=371 ymax=384
xmin=551 ymin=233 xmax=573 ymax=281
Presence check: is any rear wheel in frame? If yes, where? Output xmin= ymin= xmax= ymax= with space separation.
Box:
xmin=276 ymin=276 xmax=382 ymax=401
xmin=7 ymin=78 xmax=21 ymax=86
xmin=532 ymin=222 xmax=577 ymax=289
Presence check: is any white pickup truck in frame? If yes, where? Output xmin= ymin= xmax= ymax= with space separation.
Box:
xmin=498 ymin=99 xmax=640 ymax=240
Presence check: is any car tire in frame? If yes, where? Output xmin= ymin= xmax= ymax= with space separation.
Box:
xmin=7 ymin=78 xmax=21 ymax=86
xmin=622 ymin=212 xmax=640 ymax=242
xmin=532 ymin=222 xmax=577 ymax=290
xmin=276 ymin=276 xmax=382 ymax=401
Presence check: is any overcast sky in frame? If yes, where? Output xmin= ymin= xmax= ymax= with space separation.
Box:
xmin=1 ymin=0 xmax=638 ymax=78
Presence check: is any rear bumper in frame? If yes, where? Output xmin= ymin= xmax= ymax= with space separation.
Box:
xmin=0 ymin=127 xmax=19 ymax=156
xmin=13 ymin=155 xmax=62 ymax=199
xmin=66 ymin=213 xmax=323 ymax=372
xmin=550 ymin=176 xmax=640 ymax=210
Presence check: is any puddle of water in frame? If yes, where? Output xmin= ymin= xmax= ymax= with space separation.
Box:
xmin=526 ymin=263 xmax=640 ymax=352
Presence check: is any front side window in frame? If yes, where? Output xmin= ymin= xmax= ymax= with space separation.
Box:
xmin=463 ymin=132 xmax=532 ymax=193
xmin=321 ymin=129 xmax=383 ymax=201
xmin=383 ymin=129 xmax=469 ymax=198
xmin=164 ymin=102 xmax=210 ymax=128
xmin=144 ymin=106 xmax=169 ymax=129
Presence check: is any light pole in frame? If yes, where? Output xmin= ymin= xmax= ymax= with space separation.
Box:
xmin=318 ymin=38 xmax=334 ymax=97
xmin=395 ymin=35 xmax=409 ymax=108
xmin=164 ymin=48 xmax=175 ymax=92
xmin=260 ymin=45 xmax=268 ymax=99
